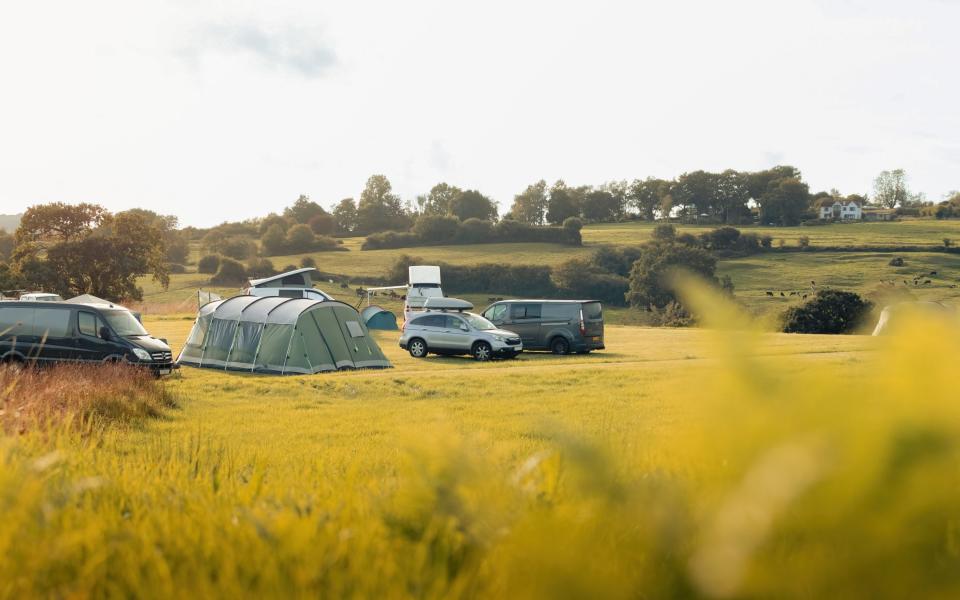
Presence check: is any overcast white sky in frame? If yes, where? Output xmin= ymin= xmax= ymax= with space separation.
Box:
xmin=1 ymin=0 xmax=957 ymax=226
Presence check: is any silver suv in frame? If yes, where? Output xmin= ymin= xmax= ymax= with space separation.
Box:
xmin=399 ymin=311 xmax=522 ymax=360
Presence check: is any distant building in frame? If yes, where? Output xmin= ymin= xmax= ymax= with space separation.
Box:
xmin=862 ymin=207 xmax=897 ymax=221
xmin=818 ymin=199 xmax=863 ymax=220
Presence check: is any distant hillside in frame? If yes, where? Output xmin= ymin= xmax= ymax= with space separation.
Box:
xmin=0 ymin=214 xmax=21 ymax=232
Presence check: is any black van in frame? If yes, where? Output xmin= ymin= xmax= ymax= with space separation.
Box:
xmin=481 ymin=299 xmax=605 ymax=354
xmin=0 ymin=301 xmax=175 ymax=375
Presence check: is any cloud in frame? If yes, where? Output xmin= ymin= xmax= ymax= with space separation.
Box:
xmin=189 ymin=21 xmax=337 ymax=78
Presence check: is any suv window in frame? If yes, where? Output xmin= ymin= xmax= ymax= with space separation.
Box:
xmin=34 ymin=307 xmax=72 ymax=337
xmin=445 ymin=315 xmax=469 ymax=331
xmin=510 ymin=303 xmax=541 ymax=319
xmin=410 ymin=314 xmax=445 ymax=328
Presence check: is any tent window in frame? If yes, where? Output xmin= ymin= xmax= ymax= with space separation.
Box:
xmin=346 ymin=321 xmax=365 ymax=338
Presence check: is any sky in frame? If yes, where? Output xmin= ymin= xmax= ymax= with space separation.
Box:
xmin=1 ymin=0 xmax=958 ymax=227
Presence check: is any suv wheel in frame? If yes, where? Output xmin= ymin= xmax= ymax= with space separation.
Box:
xmin=472 ymin=341 xmax=492 ymax=361
xmin=550 ymin=337 xmax=570 ymax=355
xmin=408 ymin=338 xmax=428 ymax=358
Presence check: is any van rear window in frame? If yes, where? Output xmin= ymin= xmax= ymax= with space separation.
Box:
xmin=34 ymin=308 xmax=71 ymax=337
xmin=582 ymin=302 xmax=603 ymax=319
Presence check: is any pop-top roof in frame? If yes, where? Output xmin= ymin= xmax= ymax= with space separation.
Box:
xmin=247 ymin=267 xmax=319 ymax=288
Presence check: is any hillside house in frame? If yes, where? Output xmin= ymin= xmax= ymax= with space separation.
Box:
xmin=818 ymin=199 xmax=863 ymax=220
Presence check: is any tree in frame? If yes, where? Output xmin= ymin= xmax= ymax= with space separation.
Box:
xmin=626 ymin=242 xmax=718 ymax=308
xmin=873 ymin=169 xmax=910 ymax=209
xmin=332 ymin=198 xmax=358 ymax=234
xmin=15 ymin=202 xmax=108 ymax=249
xmin=508 ymin=180 xmax=549 ymax=225
xmin=260 ymin=224 xmax=287 ymax=256
xmin=357 ymin=175 xmax=408 ymax=234
xmin=715 ymin=170 xmax=751 ymax=224
xmin=198 ymin=254 xmax=221 ymax=274
xmin=42 ymin=211 xmax=169 ymax=300
xmin=629 ymin=178 xmax=670 ymax=221
xmin=757 ymin=177 xmax=811 ymax=226
xmin=580 ymin=190 xmax=620 ymax=222
xmin=210 ymin=257 xmax=247 ymax=285
xmin=422 ymin=183 xmax=463 ymax=216
xmin=0 ymin=230 xmax=14 ymax=261
xmin=546 ymin=181 xmax=580 ymax=225
xmin=259 ymin=213 xmax=290 ymax=234
xmin=283 ymin=195 xmax=327 ymax=224
xmin=308 ymin=213 xmax=336 ymax=236
xmin=600 ymin=180 xmax=629 ymax=221
xmin=450 ymin=189 xmax=498 ymax=221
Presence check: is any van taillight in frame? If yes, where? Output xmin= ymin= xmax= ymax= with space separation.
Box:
xmin=579 ymin=309 xmax=586 ymax=335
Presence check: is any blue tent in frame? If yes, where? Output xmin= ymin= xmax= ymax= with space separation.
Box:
xmin=361 ymin=305 xmax=398 ymax=330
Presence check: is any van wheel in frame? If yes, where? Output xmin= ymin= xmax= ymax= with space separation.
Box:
xmin=1 ymin=356 xmax=25 ymax=373
xmin=408 ymin=338 xmax=428 ymax=358
xmin=550 ymin=337 xmax=570 ymax=355
xmin=472 ymin=341 xmax=492 ymax=361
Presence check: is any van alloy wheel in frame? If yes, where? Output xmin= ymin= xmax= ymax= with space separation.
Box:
xmin=408 ymin=339 xmax=427 ymax=358
xmin=551 ymin=337 xmax=570 ymax=355
xmin=473 ymin=341 xmax=492 ymax=361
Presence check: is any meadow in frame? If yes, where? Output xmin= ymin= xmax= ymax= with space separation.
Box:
xmin=4 ymin=289 xmax=960 ymax=598
xmin=141 ymin=219 xmax=960 ymax=322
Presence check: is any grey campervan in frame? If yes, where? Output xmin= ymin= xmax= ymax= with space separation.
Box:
xmin=0 ymin=301 xmax=175 ymax=375
xmin=481 ymin=300 xmax=604 ymax=354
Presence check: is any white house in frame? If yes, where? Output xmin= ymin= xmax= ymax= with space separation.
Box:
xmin=818 ymin=200 xmax=862 ymax=220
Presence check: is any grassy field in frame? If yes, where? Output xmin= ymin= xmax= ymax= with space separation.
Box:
xmin=5 ymin=299 xmax=960 ymax=597
xmin=140 ymin=219 xmax=960 ymax=325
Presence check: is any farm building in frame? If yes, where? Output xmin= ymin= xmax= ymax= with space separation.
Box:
xmin=361 ymin=305 xmax=398 ymax=330
xmin=177 ymin=295 xmax=391 ymax=374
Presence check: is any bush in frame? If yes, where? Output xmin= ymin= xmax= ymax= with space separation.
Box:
xmin=412 ymin=215 xmax=460 ymax=243
xmin=210 ymin=257 xmax=247 ymax=285
xmin=246 ymin=258 xmax=275 ymax=279
xmin=219 ymin=236 xmax=257 ymax=260
xmin=626 ymin=242 xmax=718 ymax=309
xmin=889 ymin=257 xmax=905 ymax=267
xmin=760 ymin=235 xmax=773 ymax=249
xmin=562 ymin=216 xmax=583 ymax=232
xmin=286 ymin=224 xmax=317 ymax=253
xmin=300 ymin=256 xmax=317 ymax=268
xmin=362 ymin=231 xmax=420 ymax=250
xmin=650 ymin=301 xmax=694 ymax=327
xmin=798 ymin=236 xmax=811 ymax=249
xmin=944 ymin=238 xmax=953 ymax=248
xmin=260 ymin=224 xmax=287 ymax=256
xmin=553 ymin=258 xmax=629 ymax=306
xmin=591 ymin=246 xmax=643 ymax=278
xmin=281 ymin=264 xmax=298 ymax=273
xmin=456 ymin=218 xmax=494 ymax=243
xmin=258 ymin=214 xmax=290 ymax=234
xmin=782 ymin=290 xmax=873 ymax=334
xmin=652 ymin=224 xmax=676 ymax=241
xmin=166 ymin=263 xmax=186 ymax=274
xmin=198 ymin=254 xmax=221 ymax=274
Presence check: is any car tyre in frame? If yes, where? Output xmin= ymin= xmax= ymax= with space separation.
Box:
xmin=550 ymin=337 xmax=570 ymax=355
xmin=408 ymin=338 xmax=428 ymax=358
xmin=472 ymin=341 xmax=492 ymax=361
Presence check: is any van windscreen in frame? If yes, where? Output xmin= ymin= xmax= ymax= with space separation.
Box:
xmin=103 ymin=310 xmax=148 ymax=336
xmin=582 ymin=302 xmax=602 ymax=319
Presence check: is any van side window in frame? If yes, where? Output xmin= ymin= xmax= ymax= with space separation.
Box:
xmin=486 ymin=304 xmax=507 ymax=322
xmin=542 ymin=304 xmax=574 ymax=319
xmin=0 ymin=307 xmax=35 ymax=336
xmin=34 ymin=308 xmax=71 ymax=337
xmin=511 ymin=304 xmax=541 ymax=319
xmin=78 ymin=311 xmax=99 ymax=337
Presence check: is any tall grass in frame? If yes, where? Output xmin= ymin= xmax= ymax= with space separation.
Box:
xmin=0 ymin=363 xmax=177 ymax=434
xmin=1 ymin=304 xmax=960 ymax=597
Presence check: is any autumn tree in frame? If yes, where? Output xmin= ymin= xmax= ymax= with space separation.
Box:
xmin=509 ymin=180 xmax=549 ymax=225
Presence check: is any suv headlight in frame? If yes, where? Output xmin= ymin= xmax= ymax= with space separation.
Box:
xmin=132 ymin=348 xmax=152 ymax=361
xmin=491 ymin=334 xmax=506 ymax=342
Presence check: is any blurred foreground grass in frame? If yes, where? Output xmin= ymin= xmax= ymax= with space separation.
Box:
xmin=2 ymin=304 xmax=960 ymax=598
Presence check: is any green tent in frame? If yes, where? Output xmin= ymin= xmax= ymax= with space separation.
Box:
xmin=177 ymin=296 xmax=391 ymax=374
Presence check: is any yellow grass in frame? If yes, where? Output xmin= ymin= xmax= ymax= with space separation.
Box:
xmin=10 ymin=295 xmax=960 ymax=597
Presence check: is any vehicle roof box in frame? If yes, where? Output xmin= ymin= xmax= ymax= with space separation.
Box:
xmin=423 ymin=297 xmax=473 ymax=311
xmin=409 ymin=265 xmax=441 ymax=286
